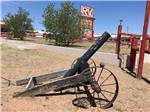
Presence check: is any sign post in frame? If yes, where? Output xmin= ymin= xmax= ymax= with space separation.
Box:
xmin=80 ymin=5 xmax=95 ymax=42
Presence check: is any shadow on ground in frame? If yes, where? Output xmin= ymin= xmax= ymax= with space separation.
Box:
xmin=121 ymin=68 xmax=150 ymax=85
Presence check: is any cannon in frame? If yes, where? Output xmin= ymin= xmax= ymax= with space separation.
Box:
xmin=14 ymin=32 xmax=119 ymax=109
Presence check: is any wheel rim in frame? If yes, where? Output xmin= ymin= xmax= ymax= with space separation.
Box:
xmin=73 ymin=66 xmax=119 ymax=109
xmin=90 ymin=66 xmax=119 ymax=109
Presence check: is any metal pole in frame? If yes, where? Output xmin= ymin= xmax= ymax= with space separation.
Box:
xmin=116 ymin=20 xmax=123 ymax=59
xmin=129 ymin=38 xmax=138 ymax=72
xmin=137 ymin=0 xmax=150 ymax=78
xmin=91 ymin=18 xmax=94 ymax=43
xmin=127 ymin=26 xmax=129 ymax=34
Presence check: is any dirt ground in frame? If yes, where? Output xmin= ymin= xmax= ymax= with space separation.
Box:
xmin=1 ymin=42 xmax=150 ymax=112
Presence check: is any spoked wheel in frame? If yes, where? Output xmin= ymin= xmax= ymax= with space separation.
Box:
xmin=71 ymin=58 xmax=97 ymax=75
xmin=73 ymin=86 xmax=90 ymax=109
xmin=73 ymin=64 xmax=119 ymax=109
xmin=72 ymin=67 xmax=96 ymax=109
xmin=90 ymin=64 xmax=119 ymax=109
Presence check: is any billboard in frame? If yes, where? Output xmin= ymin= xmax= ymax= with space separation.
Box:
xmin=80 ymin=5 xmax=94 ymax=18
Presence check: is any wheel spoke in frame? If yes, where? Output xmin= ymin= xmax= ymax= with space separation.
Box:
xmin=96 ymin=67 xmax=104 ymax=82
xmin=100 ymin=92 xmax=109 ymax=102
xmin=97 ymin=93 xmax=101 ymax=107
xmin=100 ymin=73 xmax=112 ymax=86
xmin=101 ymin=83 xmax=116 ymax=86
xmin=101 ymin=89 xmax=115 ymax=94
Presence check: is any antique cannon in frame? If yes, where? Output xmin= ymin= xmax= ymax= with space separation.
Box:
xmin=14 ymin=32 xmax=119 ymax=109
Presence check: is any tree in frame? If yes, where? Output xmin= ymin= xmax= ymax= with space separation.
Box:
xmin=43 ymin=3 xmax=59 ymax=42
xmin=3 ymin=7 xmax=33 ymax=40
xmin=43 ymin=2 xmax=84 ymax=46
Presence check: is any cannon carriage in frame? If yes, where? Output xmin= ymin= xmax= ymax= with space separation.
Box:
xmin=14 ymin=32 xmax=119 ymax=109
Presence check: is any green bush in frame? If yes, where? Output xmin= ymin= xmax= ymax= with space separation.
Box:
xmin=3 ymin=7 xmax=33 ymax=40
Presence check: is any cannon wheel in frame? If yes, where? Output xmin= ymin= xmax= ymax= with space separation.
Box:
xmin=71 ymin=58 xmax=97 ymax=75
xmin=73 ymin=64 xmax=119 ymax=109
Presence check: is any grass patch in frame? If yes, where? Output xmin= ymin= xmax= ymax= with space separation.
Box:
xmin=25 ymin=37 xmax=50 ymax=45
xmin=24 ymin=37 xmax=130 ymax=54
xmin=72 ymin=41 xmax=130 ymax=54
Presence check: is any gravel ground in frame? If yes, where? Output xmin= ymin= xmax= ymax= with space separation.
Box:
xmin=1 ymin=39 xmax=150 ymax=112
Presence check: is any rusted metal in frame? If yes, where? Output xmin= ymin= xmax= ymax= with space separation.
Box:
xmin=14 ymin=32 xmax=119 ymax=109
xmin=64 ymin=32 xmax=111 ymax=77
xmin=73 ymin=66 xmax=119 ymax=109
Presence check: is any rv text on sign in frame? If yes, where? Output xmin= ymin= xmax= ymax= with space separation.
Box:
xmin=80 ymin=5 xmax=94 ymax=18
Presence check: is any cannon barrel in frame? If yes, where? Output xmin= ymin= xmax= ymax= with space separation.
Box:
xmin=64 ymin=32 xmax=111 ymax=77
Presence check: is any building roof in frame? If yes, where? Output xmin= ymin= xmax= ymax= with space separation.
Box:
xmin=0 ymin=21 xmax=5 ymax=25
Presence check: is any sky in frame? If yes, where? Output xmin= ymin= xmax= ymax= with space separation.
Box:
xmin=1 ymin=1 xmax=150 ymax=35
